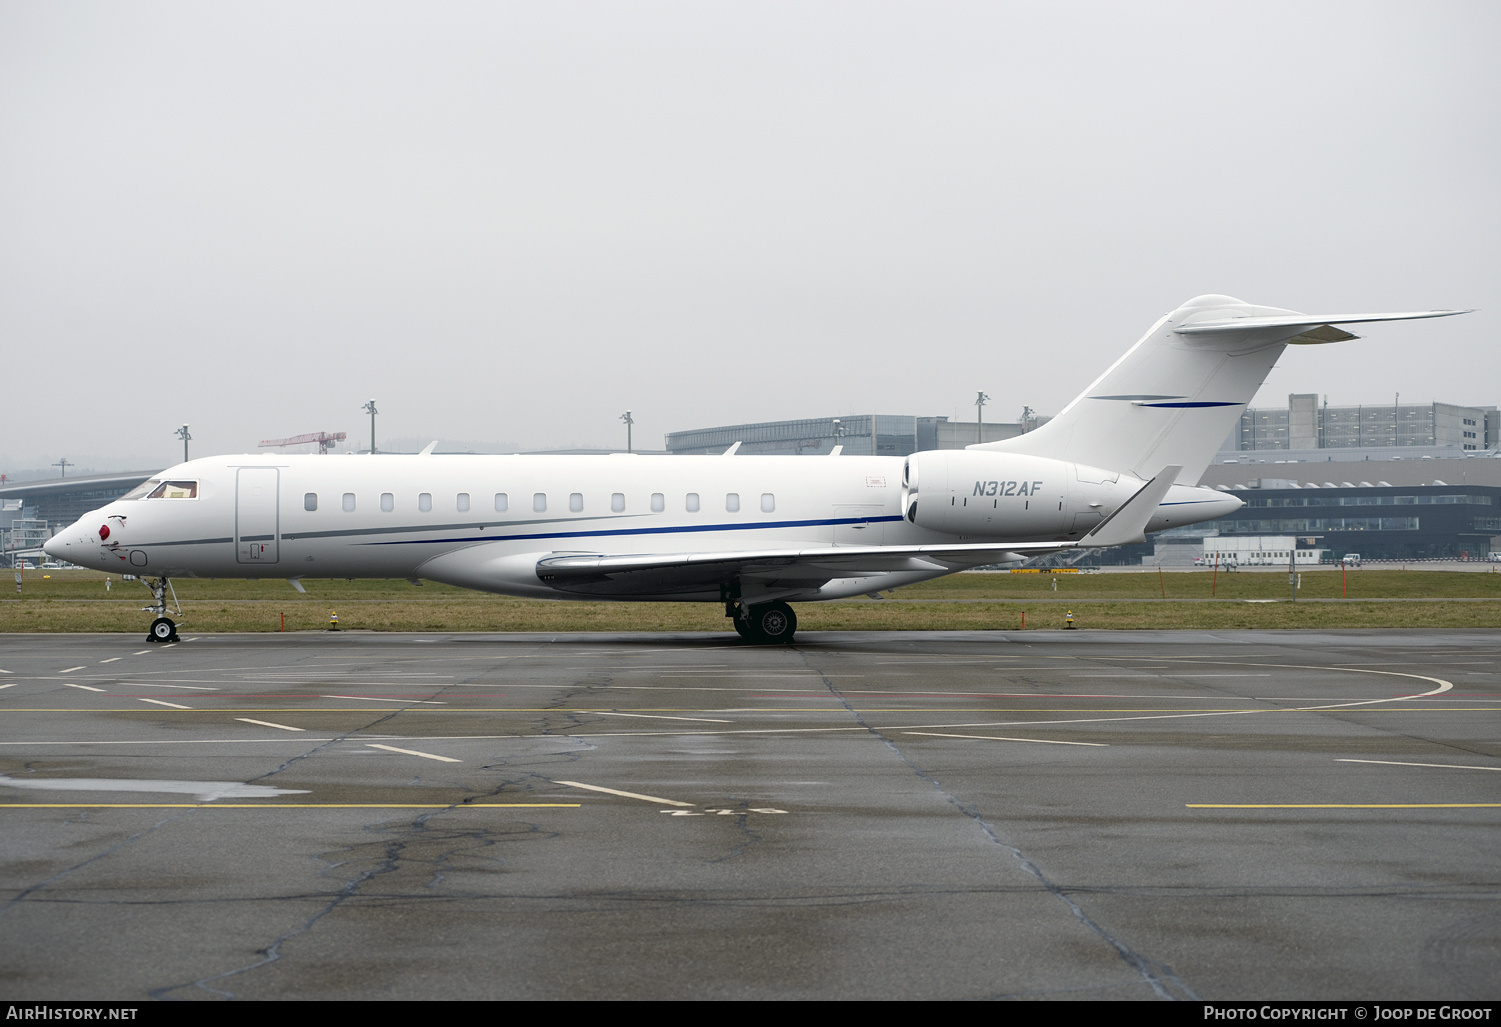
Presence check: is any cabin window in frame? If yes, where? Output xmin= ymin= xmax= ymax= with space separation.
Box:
xmin=457 ymin=493 xmax=470 ymax=512
xmin=761 ymin=493 xmax=775 ymax=513
xmin=725 ymin=493 xmax=740 ymax=512
xmin=685 ymin=493 xmax=700 ymax=512
xmin=304 ymin=493 xmax=318 ymax=512
xmin=146 ymin=480 xmax=198 ymax=499
xmin=381 ymin=493 xmax=394 ymax=512
xmin=569 ymin=493 xmax=583 ymax=512
xmin=533 ymin=493 xmax=547 ymax=513
xmin=343 ymin=493 xmax=356 ymax=512
xmin=611 ymin=493 xmax=625 ymax=512
xmin=650 ymin=493 xmax=665 ymax=512
xmin=418 ymin=493 xmax=432 ymax=512
xmin=494 ymin=493 xmax=508 ymax=512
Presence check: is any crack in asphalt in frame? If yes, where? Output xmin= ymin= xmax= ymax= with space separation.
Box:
xmin=794 ymin=643 xmax=1200 ymax=1002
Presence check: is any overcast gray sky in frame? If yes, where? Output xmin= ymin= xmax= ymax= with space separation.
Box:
xmin=2 ymin=1 xmax=1496 ymax=472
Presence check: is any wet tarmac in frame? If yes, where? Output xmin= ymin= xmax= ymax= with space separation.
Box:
xmin=1 ymin=629 xmax=1497 ymax=1000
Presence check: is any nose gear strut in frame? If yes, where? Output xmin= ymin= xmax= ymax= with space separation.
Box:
xmin=140 ymin=576 xmax=182 ymax=643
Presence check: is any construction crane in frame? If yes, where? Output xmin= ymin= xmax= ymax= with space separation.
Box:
xmin=259 ymin=431 xmax=348 ymax=455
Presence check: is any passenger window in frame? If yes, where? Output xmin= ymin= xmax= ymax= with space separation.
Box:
xmin=685 ymin=493 xmax=700 ymax=512
xmin=569 ymin=493 xmax=583 ymax=512
xmin=611 ymin=493 xmax=625 ymax=512
xmin=343 ymin=493 xmax=356 ymax=512
xmin=650 ymin=493 xmax=665 ymax=512
xmin=457 ymin=493 xmax=470 ymax=512
xmin=726 ymin=493 xmax=740 ymax=512
xmin=304 ymin=493 xmax=318 ymax=512
xmin=761 ymin=493 xmax=775 ymax=513
xmin=418 ymin=492 xmax=432 ymax=512
xmin=147 ymin=480 xmax=198 ymax=499
xmin=494 ymin=493 xmax=508 ymax=512
xmin=533 ymin=493 xmax=547 ymax=513
xmin=380 ymin=493 xmax=394 ymax=512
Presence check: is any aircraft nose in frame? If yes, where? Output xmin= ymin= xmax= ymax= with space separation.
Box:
xmin=43 ymin=533 xmax=69 ymax=561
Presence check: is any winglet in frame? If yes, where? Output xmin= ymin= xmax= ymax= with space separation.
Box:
xmin=1080 ymin=466 xmax=1181 ymax=548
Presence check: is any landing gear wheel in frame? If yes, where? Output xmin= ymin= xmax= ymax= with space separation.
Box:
xmin=148 ymin=617 xmax=177 ymax=643
xmin=748 ymin=602 xmax=797 ymax=645
xmin=732 ymin=615 xmax=754 ymax=641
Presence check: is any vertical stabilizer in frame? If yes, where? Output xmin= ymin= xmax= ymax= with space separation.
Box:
xmin=974 ymin=295 xmax=1468 ymax=484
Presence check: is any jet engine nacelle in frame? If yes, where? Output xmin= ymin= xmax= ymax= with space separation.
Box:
xmin=902 ymin=450 xmax=1129 ymax=539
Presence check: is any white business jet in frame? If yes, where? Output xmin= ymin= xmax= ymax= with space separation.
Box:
xmin=46 ymin=295 xmax=1467 ymax=644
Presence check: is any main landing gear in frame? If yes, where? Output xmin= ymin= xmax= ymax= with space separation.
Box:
xmin=727 ymin=600 xmax=798 ymax=645
xmin=141 ymin=577 xmax=182 ymax=643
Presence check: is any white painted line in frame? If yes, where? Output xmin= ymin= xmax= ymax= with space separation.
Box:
xmin=905 ymin=731 xmax=1107 ymax=747
xmin=63 ymin=683 xmax=106 ymax=693
xmin=58 ymin=667 xmax=86 ymax=674
xmin=133 ymin=650 xmax=151 ymax=655
xmin=554 ymin=779 xmax=694 ymax=807
xmin=125 ymin=683 xmax=220 ymax=691
xmin=185 ymin=638 xmax=200 ymax=641
xmin=235 ymin=718 xmax=305 ymax=732
xmin=161 ymin=644 xmax=177 ymax=649
xmin=135 ymin=698 xmax=191 ymax=710
xmin=323 ymin=695 xmax=448 ymax=705
xmin=0 ymin=669 xmax=13 ymax=674
xmin=99 ymin=658 xmax=122 ymax=664
xmin=589 ymin=711 xmax=732 ymax=724
xmin=366 ymin=743 xmax=461 ymax=763
xmin=0 ymin=683 xmax=15 ymax=690
xmin=1336 ymin=758 xmax=1501 ymax=773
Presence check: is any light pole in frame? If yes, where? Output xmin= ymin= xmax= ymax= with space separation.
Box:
xmin=175 ymin=424 xmax=191 ymax=463
xmin=975 ymin=391 xmax=990 ymax=444
xmin=363 ymin=400 xmax=378 ymax=454
xmin=53 ymin=458 xmax=71 ymax=479
xmin=621 ymin=411 xmax=633 ymax=453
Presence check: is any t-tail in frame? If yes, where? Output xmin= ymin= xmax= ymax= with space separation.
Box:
xmin=974 ymin=294 xmax=1470 ymax=484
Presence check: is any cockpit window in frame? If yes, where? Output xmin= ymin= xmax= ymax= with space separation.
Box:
xmin=120 ymin=480 xmax=161 ymax=501
xmin=146 ymin=480 xmax=198 ymax=499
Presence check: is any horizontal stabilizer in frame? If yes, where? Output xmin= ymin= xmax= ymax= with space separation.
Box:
xmin=1175 ymin=308 xmax=1469 ymax=342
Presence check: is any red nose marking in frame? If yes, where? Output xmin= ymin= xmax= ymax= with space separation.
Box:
xmin=98 ymin=525 xmax=110 ymax=540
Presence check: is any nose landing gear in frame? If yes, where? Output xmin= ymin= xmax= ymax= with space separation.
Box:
xmin=140 ymin=577 xmax=182 ymax=643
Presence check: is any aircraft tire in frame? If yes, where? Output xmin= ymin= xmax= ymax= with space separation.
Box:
xmin=748 ymin=602 xmax=797 ymax=645
xmin=732 ymin=615 xmax=755 ymax=641
xmin=149 ymin=617 xmax=176 ymax=643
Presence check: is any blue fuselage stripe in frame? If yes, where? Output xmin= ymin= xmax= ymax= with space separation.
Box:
xmin=357 ymin=514 xmax=908 ymax=547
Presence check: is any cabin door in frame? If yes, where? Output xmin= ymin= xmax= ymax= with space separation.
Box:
xmin=236 ymin=467 xmax=280 ymax=565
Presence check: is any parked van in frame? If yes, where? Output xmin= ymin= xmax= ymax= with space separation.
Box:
xmin=1342 ymin=553 xmax=1361 ymax=566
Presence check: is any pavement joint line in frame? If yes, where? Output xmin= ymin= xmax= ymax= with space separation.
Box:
xmin=904 ymin=731 xmax=1108 ymax=746
xmin=136 ymin=697 xmax=192 ymax=709
xmin=554 ymin=779 xmax=694 ymax=807
xmin=323 ymin=695 xmax=448 ymax=704
xmin=235 ymin=718 xmax=305 ymax=732
xmin=1187 ymin=804 xmax=1501 ymax=809
xmin=588 ymin=711 xmax=733 ymax=723
xmin=1336 ymin=758 xmax=1501 ymax=772
xmin=366 ymin=743 xmax=461 ymax=762
xmin=0 ymin=803 xmax=579 ymax=809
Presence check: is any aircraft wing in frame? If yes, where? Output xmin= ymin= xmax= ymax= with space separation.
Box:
xmin=533 ymin=541 xmax=1068 ymax=597
xmin=532 ymin=468 xmax=1181 ymax=597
